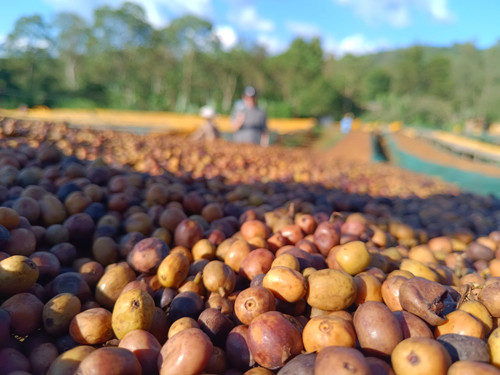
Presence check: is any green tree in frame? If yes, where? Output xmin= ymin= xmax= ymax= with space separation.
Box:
xmin=166 ymin=15 xmax=215 ymax=111
xmin=326 ymin=53 xmax=367 ymax=114
xmin=424 ymin=55 xmax=453 ymax=98
xmin=4 ymin=15 xmax=60 ymax=106
xmin=452 ymin=43 xmax=484 ymax=120
xmin=140 ymin=28 xmax=181 ymax=110
xmin=267 ymin=37 xmax=329 ymax=117
xmin=5 ymin=6 xmax=500 ymax=125
xmin=478 ymin=42 xmax=500 ymax=122
xmin=52 ymin=12 xmax=89 ymax=91
xmin=364 ymin=68 xmax=391 ymax=100
xmin=86 ymin=2 xmax=154 ymax=108
xmin=392 ymin=46 xmax=426 ymax=95
xmin=209 ymin=48 xmax=248 ymax=112
xmin=0 ymin=59 xmax=24 ymax=107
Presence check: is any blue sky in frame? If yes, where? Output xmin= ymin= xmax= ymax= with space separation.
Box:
xmin=2 ymin=0 xmax=500 ymax=56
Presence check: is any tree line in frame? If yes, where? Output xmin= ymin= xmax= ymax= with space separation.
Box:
xmin=1 ymin=1 xmax=500 ymax=127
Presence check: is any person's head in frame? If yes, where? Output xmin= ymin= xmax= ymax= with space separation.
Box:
xmin=200 ymin=105 xmax=216 ymax=120
xmin=242 ymin=86 xmax=257 ymax=107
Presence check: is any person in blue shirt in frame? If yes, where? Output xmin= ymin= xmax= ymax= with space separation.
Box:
xmin=340 ymin=113 xmax=353 ymax=134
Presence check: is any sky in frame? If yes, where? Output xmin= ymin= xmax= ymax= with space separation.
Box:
xmin=1 ymin=0 xmax=500 ymax=57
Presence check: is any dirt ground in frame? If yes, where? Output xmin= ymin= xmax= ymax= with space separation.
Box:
xmin=327 ymin=130 xmax=500 ymax=178
xmin=391 ymin=132 xmax=500 ymax=178
xmin=324 ymin=130 xmax=373 ymax=163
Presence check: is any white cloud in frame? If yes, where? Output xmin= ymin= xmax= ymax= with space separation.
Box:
xmin=214 ymin=25 xmax=238 ymax=50
xmin=333 ymin=0 xmax=454 ymax=27
xmin=154 ymin=0 xmax=213 ymax=19
xmin=256 ymin=33 xmax=286 ymax=55
xmin=324 ymin=34 xmax=391 ymax=57
xmin=42 ymin=0 xmax=102 ymax=20
xmin=229 ymin=5 xmax=275 ymax=32
xmin=43 ymin=0 xmax=213 ymax=28
xmin=285 ymin=21 xmax=321 ymax=38
xmin=427 ymin=0 xmax=454 ymax=22
xmin=132 ymin=0 xmax=164 ymax=27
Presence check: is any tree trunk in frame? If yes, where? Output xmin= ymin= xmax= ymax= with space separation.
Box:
xmin=65 ymin=58 xmax=78 ymax=90
xmin=180 ymin=49 xmax=195 ymax=111
xmin=221 ymin=74 xmax=237 ymax=112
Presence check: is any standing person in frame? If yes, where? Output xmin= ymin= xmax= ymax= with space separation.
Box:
xmin=190 ymin=105 xmax=220 ymax=141
xmin=340 ymin=113 xmax=353 ymax=134
xmin=231 ymin=86 xmax=269 ymax=146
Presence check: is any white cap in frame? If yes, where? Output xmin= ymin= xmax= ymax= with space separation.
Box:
xmin=200 ymin=105 xmax=216 ymax=119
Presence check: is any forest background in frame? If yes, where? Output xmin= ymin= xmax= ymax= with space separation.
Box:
xmin=0 ymin=1 xmax=498 ymax=129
